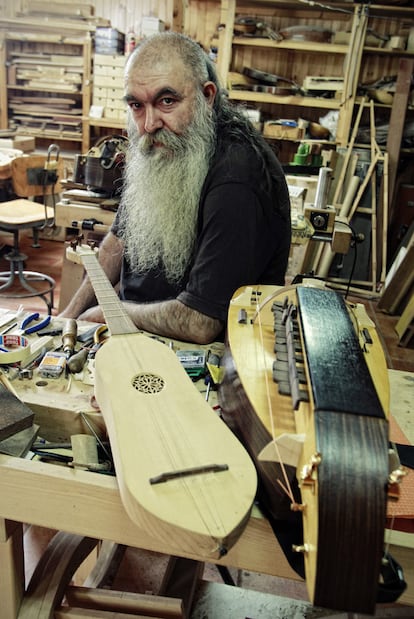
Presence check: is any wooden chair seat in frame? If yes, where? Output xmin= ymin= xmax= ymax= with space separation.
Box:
xmin=0 ymin=149 xmax=64 ymax=313
xmin=0 ymin=198 xmax=54 ymax=228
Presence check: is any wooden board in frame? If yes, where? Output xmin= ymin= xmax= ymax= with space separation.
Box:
xmin=0 ymin=382 xmax=34 ymax=442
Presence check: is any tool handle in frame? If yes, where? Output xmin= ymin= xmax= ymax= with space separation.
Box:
xmin=62 ymin=318 xmax=78 ymax=357
xmin=67 ymin=348 xmax=89 ymax=373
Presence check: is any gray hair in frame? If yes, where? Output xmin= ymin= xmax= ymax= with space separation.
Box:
xmin=125 ymin=32 xmax=215 ymax=88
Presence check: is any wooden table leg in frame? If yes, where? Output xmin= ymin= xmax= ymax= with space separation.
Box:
xmin=18 ymin=532 xmax=98 ymax=619
xmin=0 ymin=518 xmax=25 ymax=619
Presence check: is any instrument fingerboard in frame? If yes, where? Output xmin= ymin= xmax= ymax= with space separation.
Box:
xmin=81 ymin=254 xmax=138 ymax=336
xmin=297 ymin=286 xmax=384 ymax=418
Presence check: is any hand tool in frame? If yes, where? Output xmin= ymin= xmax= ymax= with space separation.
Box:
xmin=62 ymin=318 xmax=78 ymax=358
xmin=67 ymin=324 xmax=108 ymax=373
xmin=19 ymin=313 xmax=51 ymax=335
xmin=88 ymin=324 xmax=109 ymax=358
xmin=77 ymin=323 xmax=105 ymax=345
xmin=67 ymin=348 xmax=89 ymax=374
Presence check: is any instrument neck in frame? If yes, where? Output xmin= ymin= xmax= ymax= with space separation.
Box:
xmin=81 ymin=254 xmax=138 ymax=335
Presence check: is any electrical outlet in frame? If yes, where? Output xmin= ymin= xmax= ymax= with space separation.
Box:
xmin=304 ymin=205 xmax=336 ymax=234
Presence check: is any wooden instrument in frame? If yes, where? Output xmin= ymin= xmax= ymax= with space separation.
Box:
xmin=66 ymin=243 xmax=257 ymax=559
xmin=0 ymin=147 xmax=22 ymax=180
xmin=219 ymin=282 xmax=395 ymax=613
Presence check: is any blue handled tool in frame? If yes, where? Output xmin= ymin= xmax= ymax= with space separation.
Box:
xmin=20 ymin=313 xmax=51 ymax=335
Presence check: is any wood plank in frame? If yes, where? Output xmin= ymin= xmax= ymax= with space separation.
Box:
xmin=0 ymin=382 xmax=34 ymax=442
xmin=0 ymin=519 xmax=24 ymax=619
xmin=378 ymin=243 xmax=414 ymax=314
xmin=20 ymin=1 xmax=95 ymax=19
xmin=0 ymin=454 xmax=300 ymax=580
xmin=65 ymin=586 xmax=184 ymax=617
xmin=56 ymin=609 xmax=168 ymax=619
xmin=395 ymin=293 xmax=414 ymax=346
xmin=386 ymin=57 xmax=414 ymax=221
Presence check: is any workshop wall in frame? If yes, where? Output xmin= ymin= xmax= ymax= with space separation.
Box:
xmin=0 ymin=1 xmax=219 ymax=50
xmin=0 ymin=1 xmax=175 ymax=31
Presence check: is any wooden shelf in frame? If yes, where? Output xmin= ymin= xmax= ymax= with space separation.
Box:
xmin=229 ymin=89 xmax=342 ymax=109
xmin=7 ymin=85 xmax=82 ymax=96
xmin=88 ymin=118 xmax=126 ymax=130
xmin=363 ymin=46 xmax=414 ymax=58
xmin=233 ymin=0 xmax=414 ymax=19
xmin=232 ymin=37 xmax=349 ymax=54
xmin=0 ymin=25 xmax=92 ymax=153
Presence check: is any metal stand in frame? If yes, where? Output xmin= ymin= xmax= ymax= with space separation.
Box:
xmin=0 ymin=230 xmax=55 ymax=314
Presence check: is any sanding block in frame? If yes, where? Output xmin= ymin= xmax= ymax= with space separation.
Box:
xmin=0 ymin=381 xmax=35 ymax=442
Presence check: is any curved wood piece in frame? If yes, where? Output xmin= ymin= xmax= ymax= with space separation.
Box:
xmin=82 ymin=541 xmax=127 ymax=589
xmin=18 ymin=532 xmax=98 ymax=619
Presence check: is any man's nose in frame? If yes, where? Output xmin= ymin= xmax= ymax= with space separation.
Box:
xmin=144 ymin=107 xmax=163 ymax=134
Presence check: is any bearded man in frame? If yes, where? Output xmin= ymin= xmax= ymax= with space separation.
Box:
xmin=61 ymin=32 xmax=291 ymax=344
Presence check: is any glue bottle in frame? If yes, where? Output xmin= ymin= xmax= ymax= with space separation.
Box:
xmin=125 ymin=28 xmax=136 ymax=55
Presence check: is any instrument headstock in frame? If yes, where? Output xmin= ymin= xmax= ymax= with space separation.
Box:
xmin=66 ymin=238 xmax=98 ymax=265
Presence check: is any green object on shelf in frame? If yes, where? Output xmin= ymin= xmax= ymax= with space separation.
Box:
xmin=292 ymin=142 xmax=310 ymax=165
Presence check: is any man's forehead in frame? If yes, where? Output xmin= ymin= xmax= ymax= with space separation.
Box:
xmin=130 ymin=50 xmax=187 ymax=78
xmin=126 ymin=55 xmax=192 ymax=92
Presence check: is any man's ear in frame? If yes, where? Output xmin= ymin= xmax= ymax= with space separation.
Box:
xmin=203 ymin=81 xmax=217 ymax=107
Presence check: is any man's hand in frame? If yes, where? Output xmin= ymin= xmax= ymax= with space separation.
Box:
xmin=76 ymin=299 xmax=223 ymax=344
xmin=78 ymin=306 xmax=105 ymax=324
xmin=123 ymin=299 xmax=223 ymax=344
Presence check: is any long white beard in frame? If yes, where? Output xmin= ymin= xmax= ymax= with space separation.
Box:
xmin=117 ymin=95 xmax=216 ymax=283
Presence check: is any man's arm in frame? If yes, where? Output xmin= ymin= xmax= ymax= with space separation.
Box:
xmin=59 ymin=231 xmax=123 ymax=318
xmin=79 ymin=299 xmax=223 ymax=345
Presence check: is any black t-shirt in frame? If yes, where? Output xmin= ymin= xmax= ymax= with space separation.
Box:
xmin=112 ymin=137 xmax=291 ymax=323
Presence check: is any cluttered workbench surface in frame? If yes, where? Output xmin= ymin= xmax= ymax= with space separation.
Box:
xmin=0 ymin=305 xmax=225 ymax=453
xmin=0 ymin=297 xmax=413 ymax=618
xmin=0 ymin=303 xmax=301 ymax=619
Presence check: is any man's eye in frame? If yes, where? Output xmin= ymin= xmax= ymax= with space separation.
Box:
xmin=160 ymin=97 xmax=175 ymax=106
xmin=128 ymin=102 xmax=141 ymax=110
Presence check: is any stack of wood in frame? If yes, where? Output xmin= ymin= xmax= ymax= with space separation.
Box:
xmin=17 ymin=1 xmax=110 ymax=30
xmin=7 ymin=51 xmax=84 ymax=137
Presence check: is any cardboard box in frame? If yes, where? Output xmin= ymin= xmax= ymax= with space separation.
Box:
xmin=95 ymin=29 xmax=125 ymax=54
xmin=94 ymin=54 xmax=126 ymax=68
xmin=141 ymin=17 xmax=165 ymax=36
xmin=0 ymin=136 xmax=35 ymax=152
xmin=263 ymin=122 xmax=304 ymax=140
xmin=93 ymin=74 xmax=124 ymax=89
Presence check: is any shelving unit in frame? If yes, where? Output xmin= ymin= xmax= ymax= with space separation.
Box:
xmin=213 ymin=0 xmax=414 ymax=290
xmin=215 ymin=1 xmax=414 ymax=159
xmin=0 ymin=25 xmax=92 ymax=156
xmin=216 ymin=0 xmax=362 ymax=152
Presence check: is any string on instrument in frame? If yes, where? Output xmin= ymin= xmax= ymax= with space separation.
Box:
xmin=254 ymin=287 xmax=297 ymax=507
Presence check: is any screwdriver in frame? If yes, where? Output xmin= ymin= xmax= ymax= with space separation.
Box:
xmin=62 ymin=318 xmax=77 ymax=359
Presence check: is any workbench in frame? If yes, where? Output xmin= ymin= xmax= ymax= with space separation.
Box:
xmin=0 ymin=313 xmax=413 ymax=618
xmin=55 ymin=199 xmax=115 ymax=233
